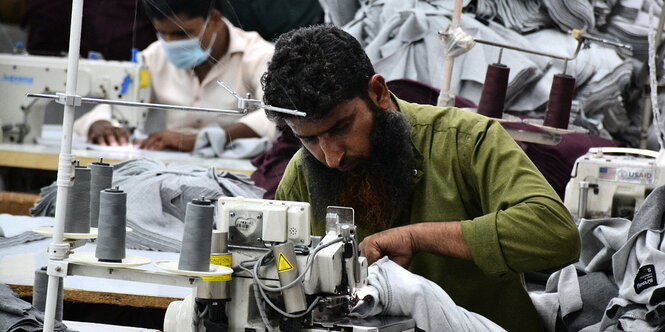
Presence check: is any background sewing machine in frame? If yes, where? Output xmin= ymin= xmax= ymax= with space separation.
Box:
xmin=0 ymin=53 xmax=150 ymax=144
xmin=564 ymin=147 xmax=665 ymax=220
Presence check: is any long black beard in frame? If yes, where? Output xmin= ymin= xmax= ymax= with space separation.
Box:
xmin=302 ymin=104 xmax=416 ymax=232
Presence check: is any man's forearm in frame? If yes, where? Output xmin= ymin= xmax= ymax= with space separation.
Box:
xmin=409 ymin=222 xmax=473 ymax=261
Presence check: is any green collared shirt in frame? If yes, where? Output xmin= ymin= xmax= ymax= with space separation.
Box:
xmin=275 ymin=97 xmax=580 ymax=332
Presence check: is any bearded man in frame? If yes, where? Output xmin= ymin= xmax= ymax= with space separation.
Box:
xmin=263 ymin=25 xmax=580 ymax=332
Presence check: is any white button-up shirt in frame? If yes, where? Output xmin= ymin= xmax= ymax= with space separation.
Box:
xmin=74 ymin=18 xmax=277 ymax=141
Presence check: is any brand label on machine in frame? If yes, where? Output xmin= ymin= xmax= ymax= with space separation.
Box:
xmin=599 ymin=167 xmax=654 ymax=185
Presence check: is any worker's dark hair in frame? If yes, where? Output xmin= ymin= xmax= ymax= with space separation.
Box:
xmin=142 ymin=0 xmax=221 ymax=21
xmin=261 ymin=25 xmax=375 ymax=125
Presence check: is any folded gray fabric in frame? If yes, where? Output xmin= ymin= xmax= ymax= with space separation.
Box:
xmin=0 ymin=231 xmax=46 ymax=249
xmin=577 ymin=217 xmax=631 ymax=274
xmin=543 ymin=0 xmax=595 ymax=32
xmin=475 ymin=0 xmax=552 ymax=33
xmin=0 ymin=214 xmax=54 ymax=238
xmin=353 ymin=257 xmax=505 ymax=332
xmin=628 ymin=184 xmax=665 ymax=238
xmin=0 ymin=283 xmax=69 ymax=332
xmin=30 ymin=158 xmax=265 ymax=252
xmin=193 ymin=125 xmax=272 ymax=159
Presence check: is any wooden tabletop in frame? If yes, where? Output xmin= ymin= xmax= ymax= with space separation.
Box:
xmin=9 ymin=284 xmax=179 ymax=309
xmin=0 ymin=143 xmax=255 ymax=175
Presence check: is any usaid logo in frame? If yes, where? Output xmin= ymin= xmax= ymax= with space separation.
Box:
xmin=617 ymin=168 xmax=655 ymax=185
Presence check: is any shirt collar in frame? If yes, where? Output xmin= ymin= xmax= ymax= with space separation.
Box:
xmin=223 ymin=17 xmax=246 ymax=56
xmin=392 ymin=93 xmax=424 ymax=186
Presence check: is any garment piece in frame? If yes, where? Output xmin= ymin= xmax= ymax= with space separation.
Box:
xmin=0 ymin=214 xmax=51 ymax=249
xmin=74 ymin=18 xmax=277 ymax=142
xmin=193 ymin=125 xmax=272 ymax=159
xmin=0 ymin=283 xmax=70 ymax=332
xmin=275 ymin=97 xmax=580 ymax=332
xmin=353 ymin=257 xmax=505 ymax=332
xmin=577 ymin=217 xmax=631 ymax=274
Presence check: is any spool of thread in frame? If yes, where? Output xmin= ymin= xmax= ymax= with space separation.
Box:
xmin=89 ymin=160 xmax=114 ymax=228
xmin=95 ymin=188 xmax=127 ymax=262
xmin=179 ymin=198 xmax=215 ymax=272
xmin=543 ymin=74 xmax=576 ymax=129
xmin=33 ymin=267 xmax=63 ymax=321
xmin=477 ymin=64 xmax=510 ymax=119
xmin=64 ymin=165 xmax=91 ymax=233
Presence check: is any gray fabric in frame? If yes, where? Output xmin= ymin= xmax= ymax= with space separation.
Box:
xmin=318 ymin=0 xmax=360 ymax=26
xmin=577 ymin=217 xmax=631 ymax=274
xmin=0 ymin=214 xmax=53 ymax=238
xmin=193 ymin=125 xmax=272 ymax=159
xmin=0 ymin=231 xmax=46 ymax=249
xmin=30 ymin=158 xmax=265 ymax=252
xmin=0 ymin=283 xmax=69 ymax=332
xmin=532 ymin=185 xmax=665 ymax=331
xmin=628 ymin=185 xmax=665 ymax=238
xmin=475 ymin=0 xmax=552 ymax=33
xmin=352 ymin=257 xmax=505 ymax=332
xmin=542 ymin=0 xmax=595 ymax=32
xmin=323 ymin=0 xmax=643 ymax=143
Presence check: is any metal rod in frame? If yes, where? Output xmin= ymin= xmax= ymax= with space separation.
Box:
xmin=43 ymin=0 xmax=84 ymax=330
xmin=497 ymin=48 xmax=504 ymax=65
xmin=578 ymin=181 xmax=590 ymax=221
xmin=436 ymin=0 xmax=464 ymax=107
xmin=474 ymin=38 xmax=571 ymax=61
xmin=26 ymin=93 xmax=246 ymax=115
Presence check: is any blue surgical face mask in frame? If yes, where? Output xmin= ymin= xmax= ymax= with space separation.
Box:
xmin=159 ymin=17 xmax=217 ymax=69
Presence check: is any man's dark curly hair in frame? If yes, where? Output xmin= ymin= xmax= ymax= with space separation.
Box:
xmin=261 ymin=25 xmax=375 ymax=125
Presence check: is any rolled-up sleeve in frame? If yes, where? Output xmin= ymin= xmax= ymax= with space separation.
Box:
xmin=460 ymin=120 xmax=580 ymax=276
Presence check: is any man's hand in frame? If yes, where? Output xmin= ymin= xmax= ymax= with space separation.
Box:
xmin=139 ymin=130 xmax=196 ymax=151
xmin=359 ymin=225 xmax=417 ymax=268
xmin=88 ymin=120 xmax=129 ymax=146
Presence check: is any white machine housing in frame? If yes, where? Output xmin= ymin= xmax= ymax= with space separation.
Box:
xmin=564 ymin=147 xmax=665 ymax=219
xmin=0 ymin=53 xmax=151 ymax=143
xmin=214 ymin=197 xmax=380 ymax=332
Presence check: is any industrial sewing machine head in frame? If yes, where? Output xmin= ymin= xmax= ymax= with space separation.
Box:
xmin=0 ymin=53 xmax=150 ymax=143
xmin=166 ymin=197 xmax=414 ymax=332
xmin=564 ymin=147 xmax=665 ymax=220
xmin=219 ymin=197 xmax=368 ymax=331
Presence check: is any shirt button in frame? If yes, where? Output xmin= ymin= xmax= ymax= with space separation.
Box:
xmin=413 ymin=169 xmax=418 ymax=176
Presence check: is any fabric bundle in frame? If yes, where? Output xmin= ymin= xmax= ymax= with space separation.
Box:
xmin=0 ymin=283 xmax=70 ymax=332
xmin=31 ymin=158 xmax=264 ymax=252
xmin=529 ymin=185 xmax=665 ymax=331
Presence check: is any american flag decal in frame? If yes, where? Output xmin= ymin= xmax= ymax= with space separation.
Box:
xmin=598 ymin=167 xmax=616 ymax=180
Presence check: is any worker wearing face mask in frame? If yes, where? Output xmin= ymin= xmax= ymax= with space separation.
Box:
xmin=73 ymin=0 xmax=277 ymax=152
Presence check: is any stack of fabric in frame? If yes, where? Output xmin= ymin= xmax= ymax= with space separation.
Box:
xmin=0 ymin=284 xmax=70 ymax=332
xmin=475 ymin=0 xmax=552 ymax=33
xmin=604 ymin=0 xmax=661 ymax=62
xmin=321 ymin=0 xmax=664 ymax=147
xmin=542 ymin=0 xmax=595 ymax=32
xmin=0 ymin=214 xmax=50 ymax=249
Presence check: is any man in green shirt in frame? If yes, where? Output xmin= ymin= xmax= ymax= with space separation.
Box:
xmin=262 ymin=25 xmax=580 ymax=332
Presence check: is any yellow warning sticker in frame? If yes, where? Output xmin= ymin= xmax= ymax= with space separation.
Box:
xmin=277 ymin=253 xmax=294 ymax=273
xmin=202 ymin=254 xmax=232 ymax=281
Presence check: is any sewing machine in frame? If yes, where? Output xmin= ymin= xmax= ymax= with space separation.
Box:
xmin=162 ymin=197 xmax=415 ymax=332
xmin=0 ymin=53 xmax=150 ymax=144
xmin=564 ymin=147 xmax=665 ymax=220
